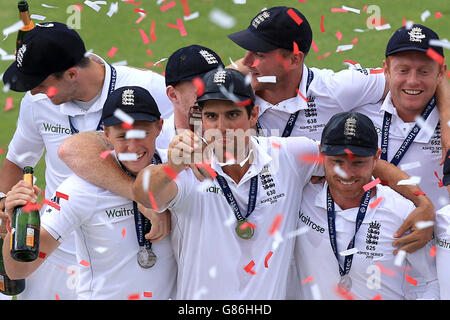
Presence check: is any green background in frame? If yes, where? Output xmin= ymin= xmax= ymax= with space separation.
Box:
xmin=0 ymin=0 xmax=448 ymax=192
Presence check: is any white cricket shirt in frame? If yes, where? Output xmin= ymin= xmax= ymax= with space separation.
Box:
xmin=160 ymin=135 xmax=323 ymax=299
xmin=435 ymin=204 xmax=450 ymax=299
xmin=6 ymin=54 xmax=173 ymax=266
xmin=40 ymin=152 xmax=177 ymax=300
xmin=294 ymin=182 xmax=439 ymax=300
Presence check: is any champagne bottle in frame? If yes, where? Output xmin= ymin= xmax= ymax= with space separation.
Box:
xmin=0 ymin=238 xmax=25 ymax=295
xmin=16 ymin=1 xmax=35 ymax=52
xmin=10 ymin=167 xmax=40 ymax=262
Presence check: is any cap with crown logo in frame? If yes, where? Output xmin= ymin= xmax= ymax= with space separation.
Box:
xmin=320 ymin=112 xmax=378 ymax=157
xmin=101 ymin=86 xmax=161 ymax=126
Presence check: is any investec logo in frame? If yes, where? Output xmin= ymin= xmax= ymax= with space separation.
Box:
xmin=42 ymin=122 xmax=71 ymax=135
xmin=106 ymin=207 xmax=134 ymax=218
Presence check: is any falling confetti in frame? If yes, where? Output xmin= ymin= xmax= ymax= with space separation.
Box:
xmin=209 ymin=8 xmax=236 ymax=29
xmin=287 ymin=8 xmax=303 ymax=25
xmin=107 ymin=46 xmax=118 ymax=58
xmin=363 ymin=178 xmax=381 ymax=192
xmin=405 ymin=273 xmax=417 ymax=286
xmin=79 ymin=259 xmax=91 ymax=267
xmin=269 ymin=214 xmax=283 ymax=235
xmin=167 ymin=19 xmax=187 ymax=37
xmin=4 ymin=97 xmax=13 ymax=111
xmin=369 ymin=196 xmax=384 ymax=209
xmin=264 ymin=251 xmax=273 ymax=268
xmin=100 ymin=150 xmax=112 ymax=159
xmin=244 ymin=260 xmax=256 ymax=275
xmin=160 ymin=1 xmax=176 ymax=12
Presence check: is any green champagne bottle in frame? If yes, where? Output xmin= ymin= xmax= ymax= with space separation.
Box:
xmin=16 ymin=1 xmax=35 ymax=52
xmin=0 ymin=238 xmax=25 ymax=295
xmin=10 ymin=167 xmax=40 ymax=262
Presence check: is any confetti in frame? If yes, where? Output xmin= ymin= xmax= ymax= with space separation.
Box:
xmin=434 ymin=171 xmax=444 ymax=187
xmin=4 ymin=97 xmax=13 ymax=111
xmin=148 ymin=191 xmax=159 ymax=211
xmin=271 ymin=230 xmax=284 ymax=250
xmin=415 ymin=221 xmax=434 ymax=229
xmin=352 ymin=37 xmax=359 ymax=45
xmin=228 ymin=57 xmax=238 ymax=68
xmin=127 ymin=293 xmax=140 ymax=300
xmin=271 ymin=142 xmax=281 ymax=149
xmin=330 ymin=8 xmax=348 ymax=13
xmin=341 ymin=6 xmax=360 ymax=14
xmin=435 ymin=12 xmax=443 ymax=19
xmin=41 ymin=4 xmax=58 ymax=8
xmin=30 ymin=14 xmax=46 ymax=21
xmin=269 ymin=214 xmax=283 ymax=235
xmin=310 ymin=283 xmax=321 ymax=300
xmin=429 ymin=39 xmax=450 ymax=50
xmin=100 ymin=150 xmax=112 ymax=159
xmin=107 ymin=47 xmax=118 ymax=58
xmin=46 ymin=87 xmax=58 ymax=98
xmin=394 ymin=250 xmax=406 ymax=267
xmin=370 ymin=68 xmax=384 ymax=74
xmin=106 ymin=2 xmax=118 ymax=17
xmin=293 ymin=41 xmax=300 ymax=55
xmin=143 ymin=291 xmax=152 ymax=298
xmin=23 ymin=201 xmax=41 ymax=212
xmin=121 ymin=228 xmax=126 ymax=239
xmin=344 ymin=148 xmax=354 ymax=160
xmin=405 ymin=273 xmax=417 ymax=286
xmin=133 ymin=8 xmax=146 ymax=14
xmin=136 ymin=14 xmax=146 ymax=24
xmin=400 ymin=161 xmax=421 ymax=171
xmin=150 ymin=20 xmax=156 ymax=42
xmin=430 ymin=245 xmax=436 ymax=258
xmin=333 ymin=164 xmax=348 ymax=179
xmin=39 ymin=252 xmax=47 ymax=259
xmin=397 ymin=176 xmax=421 ymax=186
xmin=84 ymin=1 xmax=107 ymax=12
xmin=118 ymin=153 xmax=138 ymax=161
xmin=426 ymin=48 xmax=445 ymax=65
xmin=339 ymin=248 xmax=358 ymax=256
xmin=287 ymin=8 xmax=303 ymax=25
xmin=299 ymin=153 xmax=324 ymax=165
xmin=138 ymin=29 xmax=150 ymax=44
xmin=42 ymin=198 xmax=61 ymax=210
xmin=114 ymin=108 xmax=135 ymax=125
xmin=336 ymin=30 xmax=342 ymax=41
xmin=79 ymin=259 xmax=91 ymax=267
xmin=311 ymin=40 xmax=319 ymax=53
xmin=209 ymin=8 xmax=236 ymax=29
xmin=239 ymin=221 xmax=256 ymax=230
xmin=301 ymin=276 xmax=313 ymax=284
xmin=371 ymin=294 xmax=383 ymax=300
xmin=421 ymin=10 xmax=431 ymax=22
xmin=195 ymin=162 xmax=217 ymax=179
xmin=413 ymin=190 xmax=426 ymax=196
xmin=125 ymin=129 xmax=146 ymax=139
xmin=233 ymin=0 xmax=246 ymax=3
xmin=160 ymin=1 xmax=176 ymax=12
xmin=320 ymin=14 xmax=325 ymax=32
xmin=2 ymin=21 xmax=24 ymax=38
xmin=335 ymin=285 xmax=355 ymax=300
xmin=376 ymin=262 xmax=396 ymax=277
xmin=286 ymin=226 xmax=309 ymax=238
xmin=192 ymin=77 xmax=205 ymax=97
xmin=244 ymin=260 xmax=256 ymax=275
xmin=369 ymin=196 xmax=384 ymax=209
xmin=208 ymin=266 xmax=217 ymax=278
xmin=163 ymin=165 xmax=179 ymax=181
xmin=235 ymin=98 xmax=252 ymax=107
xmin=184 ymin=12 xmax=199 ymax=21
xmin=264 ymin=251 xmax=273 ymax=268
xmin=167 ymin=19 xmax=187 ymax=37
xmin=257 ymin=76 xmax=276 ymax=83
xmin=375 ymin=24 xmax=391 ymax=31
xmin=363 ymin=178 xmax=381 ymax=192
xmin=336 ymin=44 xmax=353 ymax=52
xmin=55 ymin=294 xmax=60 ymax=300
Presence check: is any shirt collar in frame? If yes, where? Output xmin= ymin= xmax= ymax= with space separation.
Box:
xmin=379 ymin=92 xmax=439 ymax=143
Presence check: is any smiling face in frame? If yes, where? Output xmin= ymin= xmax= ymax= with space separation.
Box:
xmin=384 ymin=51 xmax=445 ymax=121
xmin=104 ymin=120 xmax=163 ymax=175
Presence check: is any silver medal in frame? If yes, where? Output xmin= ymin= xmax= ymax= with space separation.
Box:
xmin=137 ymin=247 xmax=157 ymax=268
xmin=338 ymin=274 xmax=352 ymax=291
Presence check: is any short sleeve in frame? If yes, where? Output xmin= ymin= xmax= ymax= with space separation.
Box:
xmin=435 ymin=205 xmax=450 ymax=299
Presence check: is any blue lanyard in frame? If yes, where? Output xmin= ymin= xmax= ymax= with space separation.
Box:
xmin=256 ymin=68 xmax=314 ymax=137
xmin=119 ymin=153 xmax=162 ymax=249
xmin=326 ymin=186 xmax=371 ymax=276
xmin=380 ymin=97 xmax=436 ymax=166
xmin=69 ymin=64 xmax=117 ymax=135
xmin=215 ymin=174 xmax=258 ymax=222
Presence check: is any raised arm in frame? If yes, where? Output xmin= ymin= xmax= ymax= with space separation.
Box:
xmin=373 ymin=159 xmax=435 ymax=254
xmin=58 ymin=131 xmax=135 ymax=200
xmin=436 ymin=75 xmax=450 ymax=165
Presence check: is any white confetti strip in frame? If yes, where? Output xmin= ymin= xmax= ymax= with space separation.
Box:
xmin=94 ymin=246 xmax=108 ymax=253
xmin=0 ymin=48 xmax=7 ymax=56
xmin=286 ymin=226 xmax=309 ymax=238
xmin=41 ymin=4 xmax=58 ymax=8
xmin=84 ymin=49 xmax=94 ymax=58
xmin=415 ymin=220 xmax=434 ymax=229
xmin=30 ymin=14 xmax=46 ymax=21
xmin=336 ymin=44 xmax=354 ymax=52
xmin=447 ymin=120 xmax=450 ymax=128
xmin=112 ymin=60 xmax=128 ymax=66
xmin=342 ymin=5 xmax=360 ymax=14
xmin=193 ymin=286 xmax=208 ymax=300
xmin=107 ymin=2 xmax=119 ymax=17
xmin=400 ymin=161 xmax=421 ymax=171
xmin=142 ymin=168 xmax=150 ymax=193
xmin=375 ymin=24 xmax=391 ymax=31
xmin=233 ymin=0 xmax=246 ymax=4
xmin=405 ymin=20 xmax=414 ymax=30
xmin=84 ymin=0 xmax=107 ymax=12
xmin=339 ymin=247 xmax=358 ymax=256
xmin=421 ymin=10 xmax=431 ymax=22
xmin=257 ymin=76 xmax=276 ymax=83
xmin=118 ymin=153 xmax=138 ymax=161
xmin=153 ymin=57 xmax=168 ymax=66
xmin=244 ymin=73 xmax=252 ymax=86
xmin=394 ymin=249 xmax=407 ymax=267
xmin=113 ymin=109 xmax=135 ymax=125
xmin=184 ymin=12 xmax=199 ymax=21
xmin=353 ymin=28 xmax=366 ymax=33
xmin=429 ymin=39 xmax=450 ymax=50
xmin=414 ymin=115 xmax=434 ymax=137
xmin=208 ymin=266 xmax=217 ymax=278
xmin=229 ymin=57 xmax=238 ymax=68
xmin=209 ymin=8 xmax=236 ymax=29
xmin=271 ymin=230 xmax=284 ymax=250
xmin=310 ymin=283 xmax=322 ymax=300
xmin=1 ymin=55 xmax=15 ymax=61
xmin=2 ymin=21 xmax=24 ymax=38
xmin=333 ymin=164 xmax=348 ymax=179
xmin=224 ymin=214 xmax=235 ymax=227
xmin=397 ymin=176 xmax=421 ymax=186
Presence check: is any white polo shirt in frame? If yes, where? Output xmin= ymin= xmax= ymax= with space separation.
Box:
xmin=357 ymin=93 xmax=447 ymax=209
xmin=435 ymin=204 xmax=450 ymax=299
xmin=40 ymin=151 xmax=177 ymax=300
xmin=294 ymin=182 xmax=439 ymax=300
xmin=256 ymin=64 xmax=385 ymax=140
xmin=6 ymin=54 xmax=173 ymax=266
xmin=159 ymin=135 xmax=323 ymax=299
xmin=156 ymin=113 xmax=175 ymax=151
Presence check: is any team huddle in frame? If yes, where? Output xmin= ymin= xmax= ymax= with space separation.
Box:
xmin=0 ymin=6 xmax=449 ymax=300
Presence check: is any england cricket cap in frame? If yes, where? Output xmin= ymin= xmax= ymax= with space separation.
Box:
xmin=321 ymin=112 xmax=378 ymax=157
xmin=385 ymin=24 xmax=444 ymax=57
xmin=228 ymin=6 xmax=312 ymax=55
xmin=197 ymin=68 xmax=255 ymax=107
xmin=165 ymin=45 xmax=224 ymax=87
xmin=102 ymin=86 xmax=161 ymax=126
xmin=444 ymin=149 xmax=450 ymax=186
xmin=3 ymin=22 xmax=86 ymax=92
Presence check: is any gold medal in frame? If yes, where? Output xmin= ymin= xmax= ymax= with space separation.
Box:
xmin=235 ymin=220 xmax=254 ymax=240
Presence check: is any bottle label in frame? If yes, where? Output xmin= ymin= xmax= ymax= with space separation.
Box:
xmin=26 ymin=225 xmax=39 ymax=248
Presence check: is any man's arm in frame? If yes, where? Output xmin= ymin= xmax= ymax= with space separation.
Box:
xmin=436 ymin=76 xmax=450 ymax=165
xmin=373 ymin=159 xmax=435 ymax=254
xmin=58 ymin=131 xmax=135 ymax=200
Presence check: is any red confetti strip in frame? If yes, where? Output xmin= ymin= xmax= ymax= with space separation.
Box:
xmin=235 ymin=99 xmax=252 ymax=107
xmin=344 ymin=148 xmax=354 ymax=160
xmin=317 ymin=52 xmax=331 ymax=60
xmin=336 ymin=30 xmax=342 ymax=41
xmin=134 ymin=8 xmax=146 ymax=14
xmin=430 ymin=245 xmax=436 ymax=258
xmin=167 ymin=19 xmax=187 ymax=37
xmin=405 ymin=273 xmax=417 ymax=286
xmin=74 ymin=4 xmax=83 ymax=11
xmin=331 ymin=8 xmax=348 ymax=13
xmin=369 ymin=196 xmax=384 ymax=209
xmin=46 ymin=86 xmax=58 ymax=98
xmin=362 ymin=5 xmax=368 ymax=12
xmin=299 ymin=153 xmax=324 ymax=165
xmin=301 ymin=276 xmax=313 ymax=284
xmin=121 ymin=122 xmax=134 ymax=130
xmin=121 ymin=228 xmax=126 ymax=239
xmin=79 ymin=259 xmax=90 ymax=267
xmin=271 ymin=142 xmax=281 ymax=149
xmin=195 ymin=163 xmax=217 ymax=179
xmin=269 ymin=214 xmax=283 ymax=235
xmin=370 ymin=68 xmax=384 ymax=74
xmin=4 ymin=97 xmax=13 ymax=111
xmin=143 ymin=291 xmax=152 ymax=298
xmin=0 ymin=148 xmax=3 ymax=155
xmin=160 ymin=0 xmax=176 ymax=12
xmin=100 ymin=150 xmax=112 ymax=159
xmin=179 ymin=0 xmax=191 ymax=17
xmin=295 ymin=88 xmax=309 ymax=103
xmin=426 ymin=48 xmax=445 ymax=65
xmin=251 ymin=58 xmax=260 ymax=67
xmin=363 ymin=178 xmax=381 ymax=192
xmin=351 ymin=37 xmax=359 ymax=45
xmin=192 ymin=77 xmax=205 ymax=96
xmin=376 ymin=262 xmax=396 ymax=277
xmin=402 ymin=17 xmax=406 ymax=27
xmin=55 ymin=192 xmax=69 ymax=201
xmin=55 ymin=294 xmax=60 ymax=300
xmin=414 ymin=190 xmax=426 ymax=196
xmin=42 ymin=198 xmax=61 ymax=211
xmin=127 ymin=293 xmax=140 ymax=300
xmin=124 ymin=0 xmax=142 ymax=4
xmin=244 ymin=260 xmax=256 ymax=275
xmin=163 ymin=165 xmax=179 ymax=181
xmin=320 ymin=14 xmax=325 ymax=32
xmin=371 ymin=294 xmax=383 ymax=300
xmin=107 ymin=47 xmax=118 ymax=58
xmin=311 ymin=40 xmax=319 ymax=53
xmin=435 ymin=12 xmax=443 ymax=19
xmin=264 ymin=251 xmax=273 ymax=268
xmin=146 ymin=49 xmax=152 ymax=56
xmin=334 ymin=285 xmax=354 ymax=300
xmin=434 ymin=171 xmax=444 ymax=187
xmin=287 ymin=8 xmax=303 ymax=25
xmin=150 ymin=20 xmax=156 ymax=42
xmin=147 ymin=191 xmax=159 ymax=211
xmin=23 ymin=201 xmax=42 ymax=212
xmin=239 ymin=221 xmax=257 ymax=231
xmin=293 ymin=41 xmax=300 ymax=55
xmin=343 ymin=59 xmax=357 ymax=65
xmin=138 ymin=29 xmax=150 ymax=44
xmin=39 ymin=251 xmax=47 ymax=259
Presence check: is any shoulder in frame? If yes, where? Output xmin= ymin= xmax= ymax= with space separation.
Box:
xmin=116 ymin=65 xmax=165 ymax=83
xmin=376 ymin=184 xmax=415 ymax=219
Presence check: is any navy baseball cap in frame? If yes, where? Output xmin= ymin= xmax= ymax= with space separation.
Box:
xmin=197 ymin=68 xmax=255 ymax=107
xmin=321 ymin=112 xmax=378 ymax=157
xmin=228 ymin=6 xmax=312 ymax=55
xmin=101 ymin=86 xmax=161 ymax=126
xmin=3 ymin=22 xmax=86 ymax=92
xmin=386 ymin=24 xmax=444 ymax=57
xmin=165 ymin=45 xmax=224 ymax=87
xmin=444 ymin=149 xmax=450 ymax=186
